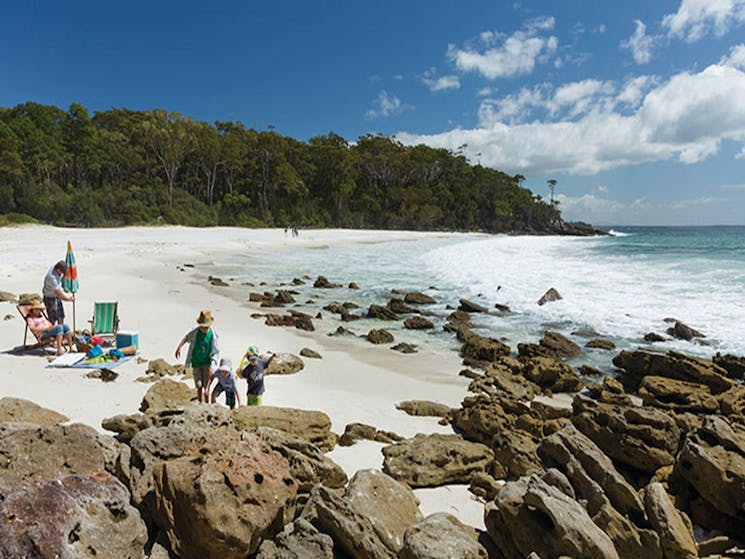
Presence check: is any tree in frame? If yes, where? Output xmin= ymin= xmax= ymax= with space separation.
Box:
xmin=547 ymin=178 xmax=557 ymax=205
xmin=141 ymin=110 xmax=196 ymax=206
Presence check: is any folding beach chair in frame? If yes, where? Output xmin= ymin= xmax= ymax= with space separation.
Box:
xmin=89 ymin=301 xmax=119 ymax=338
xmin=16 ymin=304 xmax=56 ymax=353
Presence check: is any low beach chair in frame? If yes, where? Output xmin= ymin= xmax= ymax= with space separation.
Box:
xmin=16 ymin=304 xmax=56 ymax=353
xmin=89 ymin=301 xmax=119 ymax=338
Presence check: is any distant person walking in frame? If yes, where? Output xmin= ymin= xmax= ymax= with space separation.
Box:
xmin=175 ymin=310 xmax=220 ymax=403
xmin=42 ymin=260 xmax=75 ymax=326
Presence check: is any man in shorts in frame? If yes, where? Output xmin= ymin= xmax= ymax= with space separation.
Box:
xmin=42 ymin=260 xmax=75 ymax=325
xmin=175 ymin=310 xmax=219 ymax=403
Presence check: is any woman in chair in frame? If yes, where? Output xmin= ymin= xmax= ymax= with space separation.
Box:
xmin=26 ymin=300 xmax=73 ymax=355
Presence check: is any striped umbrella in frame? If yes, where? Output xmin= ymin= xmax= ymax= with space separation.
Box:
xmin=62 ymin=240 xmax=78 ymax=331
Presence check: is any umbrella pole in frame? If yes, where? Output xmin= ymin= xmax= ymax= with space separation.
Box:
xmin=73 ymin=299 xmax=76 ymax=334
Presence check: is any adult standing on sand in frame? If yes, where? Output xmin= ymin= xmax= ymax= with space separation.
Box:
xmin=42 ymin=260 xmax=75 ymax=326
xmin=175 ymin=310 xmax=220 ymax=403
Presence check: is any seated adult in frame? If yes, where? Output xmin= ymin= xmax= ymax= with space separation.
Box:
xmin=25 ymin=300 xmax=73 ymax=355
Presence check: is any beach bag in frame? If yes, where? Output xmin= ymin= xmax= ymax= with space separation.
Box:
xmin=87 ymin=344 xmax=103 ymax=358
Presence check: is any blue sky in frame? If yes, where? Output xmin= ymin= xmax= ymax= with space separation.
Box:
xmin=2 ymin=0 xmax=745 ymax=225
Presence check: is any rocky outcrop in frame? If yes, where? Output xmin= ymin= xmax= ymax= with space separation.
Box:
xmin=0 ymin=397 xmax=69 ymax=426
xmin=368 ymin=304 xmax=399 ymax=320
xmin=346 ymin=470 xmax=424 ymax=553
xmin=666 ymin=320 xmax=705 ymax=341
xmin=458 ymin=298 xmax=487 ymax=313
xmin=586 ymin=376 xmax=633 ymax=406
xmin=572 ymin=395 xmax=681 ymax=474
xmin=638 ymin=376 xmax=719 ymax=414
xmin=521 ymin=357 xmax=584 ymax=393
xmin=232 ymin=406 xmax=338 ymax=451
xmin=256 ymin=518 xmax=334 ymax=558
xmin=267 ymin=353 xmax=305 ymax=375
xmin=387 ymin=298 xmax=416 ymax=314
xmin=643 ymin=482 xmax=697 ymax=559
xmin=713 ymin=352 xmax=745 ymax=380
xmin=367 ymin=329 xmax=394 ymax=344
xmin=151 ymin=430 xmax=297 ymax=558
xmin=460 ymin=332 xmax=511 ymax=364
xmin=396 ymin=400 xmax=452 ymax=417
xmin=0 ymin=473 xmax=148 ymax=559
xmin=140 ymin=379 xmax=195 ymax=413
xmin=382 ymin=434 xmax=494 ymax=487
xmin=586 ymin=338 xmax=616 ymax=350
xmin=400 ymin=513 xmax=488 ymax=559
xmin=403 ymin=292 xmax=436 ymax=305
xmin=338 ymin=423 xmax=403 ymax=446
xmin=537 ymin=287 xmax=562 ymax=306
xmin=300 ymin=347 xmax=322 ymax=359
xmin=391 ymin=342 xmax=418 ymax=353
xmin=403 ymin=316 xmax=434 ymax=329
xmin=314 ymin=276 xmax=342 ymax=288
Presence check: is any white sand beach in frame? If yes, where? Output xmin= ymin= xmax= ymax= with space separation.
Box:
xmin=0 ymin=225 xmax=484 ymax=527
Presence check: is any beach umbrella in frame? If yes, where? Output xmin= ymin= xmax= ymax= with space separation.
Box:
xmin=62 ymin=240 xmax=78 ymax=331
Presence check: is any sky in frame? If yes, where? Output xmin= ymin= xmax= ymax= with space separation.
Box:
xmin=2 ymin=0 xmax=745 ymax=225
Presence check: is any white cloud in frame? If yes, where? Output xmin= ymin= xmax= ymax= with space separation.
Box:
xmin=736 ymin=146 xmax=745 ymax=159
xmin=448 ymin=16 xmax=558 ymax=79
xmin=477 ymin=87 xmax=496 ymax=97
xmin=421 ymin=71 xmax=461 ymax=92
xmin=663 ymin=0 xmax=745 ymax=42
xmin=597 ymin=185 xmax=608 ymax=193
xmin=365 ymin=91 xmax=411 ymax=120
xmin=621 ymin=20 xmax=655 ymax=64
xmin=722 ymin=43 xmax=745 ymax=69
xmin=597 ymin=24 xmax=606 ymax=34
xmin=396 ymin=62 xmax=745 ymax=176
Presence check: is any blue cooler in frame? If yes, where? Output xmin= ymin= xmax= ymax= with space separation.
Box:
xmin=116 ymin=330 xmax=139 ymax=350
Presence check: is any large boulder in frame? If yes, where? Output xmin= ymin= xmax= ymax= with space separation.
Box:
xmin=400 ymin=513 xmax=488 ymax=559
xmin=643 ymin=482 xmax=697 ymax=559
xmin=404 ymin=292 xmax=436 ymax=305
xmin=712 ymin=352 xmax=745 ymax=380
xmin=314 ymin=276 xmax=342 ymax=288
xmin=0 ymin=423 xmax=109 ymax=498
xmin=300 ymin=484 xmax=396 ymax=559
xmin=571 ymin=395 xmax=681 ymax=474
xmin=382 ymin=433 xmax=494 ymax=488
xmin=666 ymin=321 xmax=705 ymax=341
xmin=485 ymin=474 xmax=619 ymax=559
xmin=367 ymin=304 xmax=399 ymax=321
xmin=346 ymin=469 xmax=424 ymax=553
xmin=256 ymin=518 xmax=334 ymax=559
xmin=0 ymin=397 xmax=68 ymax=426
xmin=638 ymin=376 xmax=719 ymax=414
xmin=458 ymin=298 xmax=487 ymax=313
xmin=266 ymin=353 xmax=305 ymax=375
xmin=102 ymin=413 xmax=155 ymax=441
xmin=0 ymin=473 xmax=147 ymax=559
xmin=367 ymin=329 xmax=394 ymax=344
xmin=521 ymin=357 xmax=583 ymax=393
xmin=338 ymin=423 xmax=403 ymax=446
xmin=461 ymin=332 xmax=511 ymax=364
xmin=539 ymin=331 xmax=582 ymax=359
xmin=675 ymin=416 xmax=745 ymax=526
xmin=403 ymin=316 xmax=434 ymax=330
xmin=396 ymin=400 xmax=452 ymax=417
xmin=232 ymin=406 xmax=338 ymax=451
xmin=537 ymin=287 xmax=562 ymax=306
xmin=140 ymin=378 xmax=195 ymax=413
xmin=152 ymin=431 xmax=297 ymax=559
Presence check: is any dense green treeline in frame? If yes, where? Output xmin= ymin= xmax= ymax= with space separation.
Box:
xmin=0 ymin=102 xmax=562 ymax=231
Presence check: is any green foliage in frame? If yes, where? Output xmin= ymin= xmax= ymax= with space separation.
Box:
xmin=0 ymin=101 xmax=563 ymax=232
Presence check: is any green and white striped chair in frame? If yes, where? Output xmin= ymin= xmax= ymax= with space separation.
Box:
xmin=90 ymin=301 xmax=119 ymax=337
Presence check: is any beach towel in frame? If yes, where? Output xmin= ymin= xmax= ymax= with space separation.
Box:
xmin=47 ymin=352 xmax=136 ymax=369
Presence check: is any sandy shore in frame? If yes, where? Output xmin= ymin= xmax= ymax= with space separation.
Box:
xmin=0 ymin=225 xmax=484 ymax=527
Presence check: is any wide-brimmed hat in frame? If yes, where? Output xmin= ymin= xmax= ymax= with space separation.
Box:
xmin=30 ymin=300 xmax=45 ymax=311
xmin=217 ymin=358 xmax=232 ymax=372
xmin=196 ymin=310 xmax=214 ymax=326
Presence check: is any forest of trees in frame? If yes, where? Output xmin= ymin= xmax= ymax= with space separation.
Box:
xmin=0 ymin=102 xmax=563 ymax=232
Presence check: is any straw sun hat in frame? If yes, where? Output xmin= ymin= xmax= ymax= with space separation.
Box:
xmin=30 ymin=300 xmax=46 ymax=311
xmin=196 ymin=310 xmax=214 ymax=326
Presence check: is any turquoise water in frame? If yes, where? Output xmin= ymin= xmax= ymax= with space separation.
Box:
xmin=217 ymin=227 xmax=745 ymax=367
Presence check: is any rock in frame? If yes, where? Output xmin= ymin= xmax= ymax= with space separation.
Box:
xmin=102 ymin=413 xmax=154 ymax=441
xmin=612 ymin=350 xmax=732 ymax=393
xmin=300 ymin=347 xmax=322 ymax=359
xmin=494 ymin=303 xmax=511 ymax=312
xmin=140 ymin=379 xmax=194 ymax=413
xmin=396 ymin=400 xmax=452 ymax=417
xmin=403 ymin=316 xmax=434 ymax=330
xmin=643 ymin=482 xmax=697 ymax=559
xmin=485 ymin=474 xmax=619 ymax=559
xmin=328 ymin=326 xmax=356 ymax=337
xmin=256 ymin=518 xmax=334 ymax=558
xmin=644 ymin=332 xmax=667 ymax=343
xmin=391 ymin=342 xmax=418 ymax=354
xmin=252 ymin=427 xmax=347 ymax=492
xmin=460 ymin=332 xmax=511 ymax=363
xmin=338 ymin=423 xmax=403 ymax=446
xmin=400 ymin=513 xmax=487 ymax=559
xmin=458 ymin=298 xmax=487 ymax=313
xmin=232 ymin=406 xmax=338 ymax=451
xmin=367 ymin=304 xmax=398 ymax=320
xmin=537 ymin=287 xmax=563 ymax=306
xmin=491 ymin=427 xmax=544 ymax=478
xmin=292 ymin=277 xmax=306 ymax=285
xmin=300 ymin=485 xmax=396 ymax=559
xmin=209 ymin=277 xmax=229 ymax=286
xmin=146 ymin=358 xmax=183 ymax=377
xmin=712 ymin=352 xmax=745 ymax=380
xmin=346 ymin=469 xmax=424 ymax=553
xmin=675 ymin=416 xmax=745 ymax=525
xmin=638 ymin=376 xmax=719 ymax=413
xmin=2 ymin=314 xmax=12 ymax=320
xmin=314 ymin=275 xmax=341 ymax=288
xmin=274 ymin=289 xmax=296 ymax=304
xmin=0 ymin=397 xmax=68 ymax=427
xmin=0 ymin=423 xmax=110 ymax=499
xmin=666 ymin=321 xmax=705 ymax=341
xmin=586 ymin=377 xmax=633 ymax=406
xmin=86 ymin=368 xmax=119 ymax=382
xmin=348 ymin=282 xmax=359 ymax=289
xmin=367 ymin=329 xmax=394 ymax=344
xmin=152 ymin=431 xmax=297 ymax=558
xmin=382 ymin=433 xmax=494 ymax=488
xmin=451 ymin=393 xmax=535 ymax=447
xmin=539 ymin=331 xmax=582 ymax=359
xmin=404 ymin=292 xmax=436 ymax=305
xmin=586 ymin=338 xmax=616 ymax=350
xmin=572 ymin=395 xmax=681 ymax=474
xmin=387 ymin=298 xmax=416 ymax=314
xmin=0 ymin=290 xmax=16 ymax=302
xmin=522 ymin=357 xmax=583 ymax=393
xmin=0 ymin=473 xmax=148 ymax=559
xmin=578 ymin=364 xmax=606 ymax=377
xmin=469 ymin=471 xmax=504 ymax=500
xmin=267 ymin=353 xmax=305 ymax=375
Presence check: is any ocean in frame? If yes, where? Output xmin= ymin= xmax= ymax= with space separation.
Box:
xmin=217 ymin=226 xmax=745 ymax=370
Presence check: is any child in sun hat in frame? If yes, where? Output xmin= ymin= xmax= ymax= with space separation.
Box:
xmin=210 ymin=358 xmax=242 ymax=409
xmin=239 ymin=345 xmax=275 ymax=406
xmin=175 ymin=310 xmax=220 ymax=403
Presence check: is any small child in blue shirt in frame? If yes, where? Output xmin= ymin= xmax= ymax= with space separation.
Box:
xmin=210 ymin=358 xmax=243 ymax=409
xmin=239 ymin=349 xmax=275 ymax=406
